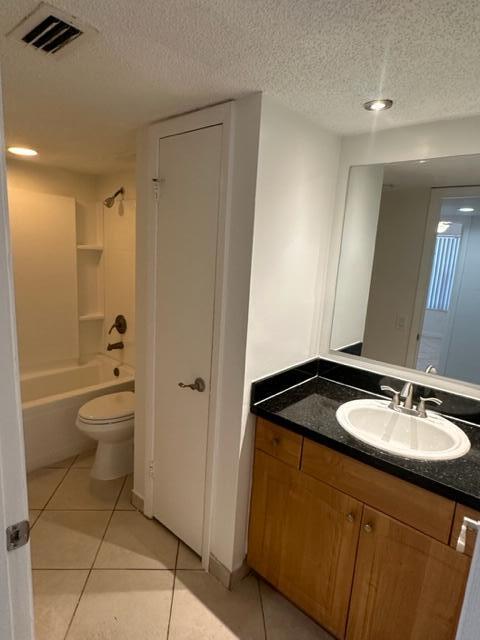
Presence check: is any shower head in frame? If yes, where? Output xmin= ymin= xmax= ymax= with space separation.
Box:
xmin=103 ymin=187 xmax=124 ymax=208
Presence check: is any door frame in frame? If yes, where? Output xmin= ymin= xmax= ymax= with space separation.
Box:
xmin=405 ymin=186 xmax=480 ymax=369
xmin=0 ymin=91 xmax=35 ymax=637
xmin=140 ymin=102 xmax=233 ymax=567
xmin=436 ymin=214 xmax=471 ymax=376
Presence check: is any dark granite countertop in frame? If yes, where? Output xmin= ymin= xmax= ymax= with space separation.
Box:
xmin=251 ymin=376 xmax=480 ymax=511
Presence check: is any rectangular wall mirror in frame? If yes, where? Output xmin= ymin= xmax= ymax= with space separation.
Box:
xmin=330 ymin=153 xmax=480 ymax=386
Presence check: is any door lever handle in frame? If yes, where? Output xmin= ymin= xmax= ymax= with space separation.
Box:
xmin=178 ymin=377 xmax=206 ymax=392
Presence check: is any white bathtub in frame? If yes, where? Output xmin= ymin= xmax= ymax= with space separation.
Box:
xmin=21 ymin=356 xmax=135 ymax=471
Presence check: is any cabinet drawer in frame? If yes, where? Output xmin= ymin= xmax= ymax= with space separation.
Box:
xmin=255 ymin=419 xmax=303 ymax=468
xmin=302 ymin=440 xmax=455 ymax=543
xmin=450 ymin=504 xmax=480 ymax=557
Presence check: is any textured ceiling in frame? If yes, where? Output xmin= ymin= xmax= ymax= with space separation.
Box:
xmin=1 ymin=0 xmax=480 ymax=173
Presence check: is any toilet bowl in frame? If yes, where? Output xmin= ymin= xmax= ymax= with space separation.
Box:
xmin=76 ymin=391 xmax=135 ymax=480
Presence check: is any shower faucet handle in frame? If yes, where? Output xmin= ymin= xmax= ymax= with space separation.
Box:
xmin=108 ymin=314 xmax=127 ymax=335
xmin=178 ymin=378 xmax=206 ymax=393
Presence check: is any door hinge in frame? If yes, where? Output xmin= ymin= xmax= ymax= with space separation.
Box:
xmin=152 ymin=177 xmax=164 ymax=200
xmin=148 ymin=460 xmax=155 ymax=477
xmin=6 ymin=520 xmax=30 ymax=551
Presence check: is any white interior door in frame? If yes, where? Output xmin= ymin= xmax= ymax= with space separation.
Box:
xmin=0 ymin=108 xmax=35 ymax=637
xmin=153 ymin=125 xmax=223 ymax=554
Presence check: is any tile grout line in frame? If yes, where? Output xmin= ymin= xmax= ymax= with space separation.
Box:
xmin=29 ymin=454 xmax=79 ymax=530
xmin=257 ymin=577 xmax=268 ymax=640
xmin=33 ymin=566 xmax=177 ymax=571
xmin=34 ymin=508 xmax=134 ymax=511
xmin=166 ymin=538 xmax=181 ymax=639
xmin=62 ymin=473 xmax=128 ymax=640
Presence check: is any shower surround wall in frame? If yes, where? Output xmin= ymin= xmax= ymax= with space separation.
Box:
xmin=7 ymin=160 xmax=97 ymax=370
xmin=8 ymin=188 xmax=78 ymax=370
xmin=6 ymin=159 xmax=136 ymax=371
xmin=7 ymin=160 xmax=136 ymax=469
xmin=97 ymin=171 xmax=136 ymax=368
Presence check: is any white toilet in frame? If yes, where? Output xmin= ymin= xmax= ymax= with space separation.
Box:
xmin=76 ymin=391 xmax=135 ymax=480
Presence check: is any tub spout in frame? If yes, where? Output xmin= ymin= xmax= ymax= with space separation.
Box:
xmin=107 ymin=341 xmax=124 ymax=351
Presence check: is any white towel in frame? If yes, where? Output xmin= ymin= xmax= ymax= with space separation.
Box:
xmin=456 ymin=517 xmax=480 ymax=639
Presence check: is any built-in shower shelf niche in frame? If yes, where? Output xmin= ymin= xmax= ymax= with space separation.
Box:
xmin=76 ymin=201 xmax=105 ymax=360
xmin=79 ymin=313 xmax=105 ymax=322
xmin=77 ymin=244 xmax=103 ymax=251
xmin=76 ymin=202 xmax=104 ymax=246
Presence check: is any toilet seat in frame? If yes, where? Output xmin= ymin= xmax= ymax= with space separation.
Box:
xmin=78 ymin=391 xmax=134 ymax=424
xmin=78 ymin=415 xmax=133 ymax=426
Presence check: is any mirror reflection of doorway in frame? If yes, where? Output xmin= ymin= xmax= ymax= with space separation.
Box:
xmin=414 ymin=189 xmax=480 ymax=383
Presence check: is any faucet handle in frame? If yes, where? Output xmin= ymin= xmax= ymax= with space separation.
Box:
xmin=380 ymin=385 xmax=401 ymax=407
xmin=108 ymin=314 xmax=127 ymax=335
xmin=418 ymin=396 xmax=442 ymax=418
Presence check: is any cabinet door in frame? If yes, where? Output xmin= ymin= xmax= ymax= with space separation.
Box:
xmin=248 ymin=449 xmax=297 ymax=587
xmin=248 ymin=449 xmax=363 ymax=639
xmin=347 ymin=507 xmax=470 ymax=640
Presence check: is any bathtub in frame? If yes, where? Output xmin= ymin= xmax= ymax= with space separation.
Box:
xmin=21 ymin=356 xmax=135 ymax=472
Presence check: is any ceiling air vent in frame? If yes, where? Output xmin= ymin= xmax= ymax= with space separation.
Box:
xmin=7 ymin=2 xmax=97 ymax=57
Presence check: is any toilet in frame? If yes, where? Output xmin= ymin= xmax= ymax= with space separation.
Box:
xmin=76 ymin=391 xmax=135 ymax=480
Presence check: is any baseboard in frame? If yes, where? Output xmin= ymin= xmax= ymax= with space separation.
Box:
xmin=208 ymin=554 xmax=250 ymax=589
xmin=131 ymin=489 xmax=144 ymax=512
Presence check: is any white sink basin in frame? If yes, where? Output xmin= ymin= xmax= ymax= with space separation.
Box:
xmin=336 ymin=399 xmax=470 ymax=461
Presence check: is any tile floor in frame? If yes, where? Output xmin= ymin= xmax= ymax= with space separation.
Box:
xmin=28 ymin=452 xmax=332 ymax=639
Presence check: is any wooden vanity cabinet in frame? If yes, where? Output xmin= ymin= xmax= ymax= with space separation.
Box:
xmin=248 ymin=419 xmax=473 ymax=640
xmin=255 ymin=417 xmax=303 ymax=468
xmin=248 ymin=449 xmax=363 ymax=638
xmin=346 ymin=507 xmax=469 ymax=640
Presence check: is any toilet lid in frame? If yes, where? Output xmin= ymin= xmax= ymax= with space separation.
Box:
xmin=79 ymin=391 xmax=135 ymax=422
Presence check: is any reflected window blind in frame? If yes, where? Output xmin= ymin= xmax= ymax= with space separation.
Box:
xmin=426 ymin=235 xmax=461 ymax=311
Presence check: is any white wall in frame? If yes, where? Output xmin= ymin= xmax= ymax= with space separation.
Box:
xmin=8 ymin=188 xmax=78 ymax=371
xmin=6 ymin=159 xmax=97 ymax=203
xmin=97 ymin=172 xmax=136 ymax=368
xmin=322 ymin=113 xmax=480 ymax=400
xmin=330 ymin=165 xmax=383 ymax=350
xmin=361 ymin=186 xmax=431 ymax=365
xmin=206 ymin=96 xmax=262 ymax=573
xmin=6 ymin=160 xmax=136 ymax=370
xmin=7 ymin=160 xmax=98 ymax=371
xmin=224 ymin=97 xmax=341 ymax=570
xmin=245 ymin=98 xmax=341 ymax=380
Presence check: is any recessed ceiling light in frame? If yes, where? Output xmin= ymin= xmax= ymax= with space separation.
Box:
xmin=458 ymin=207 xmax=474 ymax=212
xmin=418 ymin=160 xmax=428 ymax=164
xmin=7 ymin=146 xmax=38 ymax=157
xmin=363 ymin=99 xmax=393 ymax=112
xmin=437 ymin=221 xmax=452 ymax=233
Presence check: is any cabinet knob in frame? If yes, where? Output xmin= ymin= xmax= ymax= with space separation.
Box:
xmin=346 ymin=513 xmax=355 ymax=522
xmin=363 ymin=523 xmax=373 ymax=533
xmin=271 ymin=437 xmax=280 ymax=446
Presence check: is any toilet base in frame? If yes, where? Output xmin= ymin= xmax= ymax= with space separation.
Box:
xmin=91 ymin=438 xmax=134 ymax=480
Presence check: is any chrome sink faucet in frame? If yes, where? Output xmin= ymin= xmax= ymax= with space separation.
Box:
xmin=380 ymin=382 xmax=442 ymax=418
xmin=400 ymin=382 xmax=414 ymax=410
